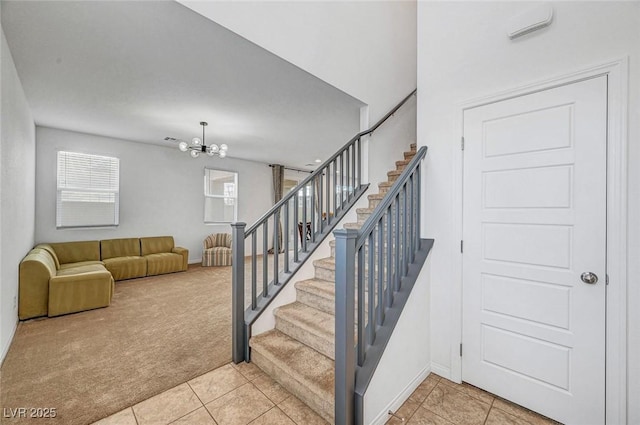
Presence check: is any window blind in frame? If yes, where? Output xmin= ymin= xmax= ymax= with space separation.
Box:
xmin=56 ymin=151 xmax=120 ymax=228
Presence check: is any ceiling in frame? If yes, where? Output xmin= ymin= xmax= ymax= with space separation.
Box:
xmin=1 ymin=0 xmax=364 ymax=168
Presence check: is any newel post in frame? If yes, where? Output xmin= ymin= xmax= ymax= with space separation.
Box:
xmin=334 ymin=228 xmax=358 ymax=425
xmin=231 ymin=222 xmax=246 ymax=363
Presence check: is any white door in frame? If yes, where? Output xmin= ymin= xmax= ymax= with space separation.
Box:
xmin=462 ymin=76 xmax=607 ymax=424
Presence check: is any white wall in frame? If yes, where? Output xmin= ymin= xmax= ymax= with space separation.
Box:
xmin=417 ymin=1 xmax=639 ymax=422
xmin=178 ymin=1 xmax=418 ymax=190
xmin=35 ymin=127 xmax=272 ymax=263
xmin=178 ymin=1 xmax=417 ymax=121
xmin=364 ymin=257 xmax=431 ymax=425
xmin=1 ymin=27 xmax=36 ymax=363
xmin=367 ymin=95 xmax=417 ymax=190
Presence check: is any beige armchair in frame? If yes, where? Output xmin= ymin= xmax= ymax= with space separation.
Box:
xmin=202 ymin=233 xmax=232 ymax=266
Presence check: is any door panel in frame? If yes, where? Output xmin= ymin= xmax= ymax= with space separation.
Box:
xmin=462 ymin=76 xmax=607 ymax=425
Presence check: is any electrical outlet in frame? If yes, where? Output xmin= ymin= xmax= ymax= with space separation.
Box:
xmin=13 ymin=295 xmax=17 ymax=310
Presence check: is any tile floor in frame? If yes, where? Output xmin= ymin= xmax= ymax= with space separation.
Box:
xmin=93 ymin=362 xmax=559 ymax=425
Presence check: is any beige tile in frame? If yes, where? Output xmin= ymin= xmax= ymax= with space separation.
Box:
xmin=386 ymin=396 xmax=422 ymax=424
xmin=438 ymin=379 xmax=494 ymax=405
xmin=133 ymin=383 xmax=202 ymax=425
xmin=278 ymin=395 xmax=329 ymax=425
xmin=407 ymin=406 xmax=455 ymax=425
xmin=493 ymin=398 xmax=560 ymax=425
xmin=486 ymin=407 xmax=534 ymax=425
xmin=189 ymin=364 xmax=248 ymax=403
xmin=205 ymin=383 xmax=274 ymax=425
xmin=422 ymin=383 xmax=490 ymax=425
xmin=171 ymin=407 xmax=217 ymax=425
xmin=249 ymin=407 xmax=296 ymax=425
xmin=232 ymin=361 xmax=264 ymax=381
xmin=252 ymin=373 xmax=292 ymax=404
xmin=92 ymin=408 xmax=138 ymax=425
xmin=410 ymin=374 xmax=441 ymax=404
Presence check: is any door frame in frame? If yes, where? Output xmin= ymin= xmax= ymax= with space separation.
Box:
xmin=449 ymin=58 xmax=629 ymax=424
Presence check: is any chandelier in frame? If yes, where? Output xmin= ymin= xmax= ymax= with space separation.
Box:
xmin=178 ymin=122 xmax=228 ymax=159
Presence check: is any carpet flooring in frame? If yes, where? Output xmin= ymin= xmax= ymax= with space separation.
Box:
xmin=0 ymin=265 xmax=233 ymax=425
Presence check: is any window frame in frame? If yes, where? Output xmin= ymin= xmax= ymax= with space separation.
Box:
xmin=203 ymin=167 xmax=238 ymax=224
xmin=56 ymin=150 xmax=120 ymax=229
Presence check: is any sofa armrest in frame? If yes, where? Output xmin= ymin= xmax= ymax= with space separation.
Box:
xmin=19 ymin=248 xmax=57 ymax=320
xmin=172 ymin=247 xmax=189 ymax=271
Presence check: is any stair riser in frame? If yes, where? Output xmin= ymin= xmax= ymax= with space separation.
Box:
xmin=357 ymin=212 xmax=371 ymax=223
xmin=404 ymin=152 xmax=415 ymax=161
xmin=297 ymin=289 xmax=335 ymax=315
xmin=275 ymin=316 xmax=335 ymax=360
xmin=251 ymin=350 xmax=334 ymax=423
xmin=295 ymin=287 xmax=376 ymax=322
xmin=369 ymin=198 xmax=382 ymax=209
xmin=388 ymin=174 xmax=399 ymax=183
xmin=396 ymin=164 xmax=407 ymax=171
xmin=314 ymin=265 xmax=335 ymax=282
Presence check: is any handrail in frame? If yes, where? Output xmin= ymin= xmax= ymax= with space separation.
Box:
xmin=231 ymin=89 xmax=417 ymax=365
xmin=334 ymin=145 xmax=431 ymax=425
xmin=244 ymin=89 xmax=416 ymax=236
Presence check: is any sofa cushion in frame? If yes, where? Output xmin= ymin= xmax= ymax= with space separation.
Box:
xmin=101 ymin=238 xmax=141 ymax=260
xmin=203 ymin=247 xmax=232 ymax=266
xmin=145 ymin=252 xmax=183 ymax=276
xmin=50 ymin=241 xmax=100 ymax=265
xmin=140 ymin=236 xmax=175 ymax=256
xmin=103 ymin=256 xmax=147 ymax=281
xmin=56 ymin=264 xmax=108 ymax=276
xmin=59 ymin=261 xmax=105 ymax=270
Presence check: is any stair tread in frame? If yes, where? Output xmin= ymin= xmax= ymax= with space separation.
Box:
xmin=275 ymin=302 xmax=335 ymax=343
xmin=396 ymin=159 xmax=411 ymax=166
xmin=379 ymin=181 xmax=393 ymax=188
xmin=388 ymin=169 xmax=402 ymax=176
xmin=368 ymin=193 xmax=385 ymax=200
xmin=343 ymin=222 xmax=361 ymax=230
xmin=250 ymin=329 xmax=334 ymax=400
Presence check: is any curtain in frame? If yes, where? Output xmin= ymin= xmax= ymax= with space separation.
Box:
xmin=269 ymin=164 xmax=284 ymax=253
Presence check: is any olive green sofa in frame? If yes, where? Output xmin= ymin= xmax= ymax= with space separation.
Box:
xmin=19 ymin=236 xmax=188 ymax=320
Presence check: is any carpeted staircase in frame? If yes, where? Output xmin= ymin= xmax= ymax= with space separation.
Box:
xmin=249 ymin=143 xmax=417 ymax=423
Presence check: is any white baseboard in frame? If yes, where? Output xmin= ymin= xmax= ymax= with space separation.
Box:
xmin=368 ymin=365 xmax=432 ymax=425
xmin=430 ymin=362 xmax=452 ymax=381
xmin=0 ymin=320 xmax=18 ymax=368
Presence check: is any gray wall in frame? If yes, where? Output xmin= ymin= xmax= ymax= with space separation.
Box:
xmin=1 ymin=28 xmax=36 ymax=363
xmin=35 ymin=127 xmax=272 ymax=263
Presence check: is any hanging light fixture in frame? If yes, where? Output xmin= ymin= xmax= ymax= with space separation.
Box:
xmin=177 ymin=122 xmax=228 ymax=159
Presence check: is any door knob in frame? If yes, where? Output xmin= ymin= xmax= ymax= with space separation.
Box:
xmin=581 ymin=272 xmax=598 ymax=284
